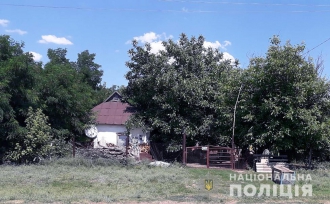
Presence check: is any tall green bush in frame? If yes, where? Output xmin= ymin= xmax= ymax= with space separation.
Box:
xmin=6 ymin=107 xmax=53 ymax=163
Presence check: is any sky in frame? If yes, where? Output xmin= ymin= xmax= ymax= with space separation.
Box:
xmin=1 ymin=0 xmax=330 ymax=87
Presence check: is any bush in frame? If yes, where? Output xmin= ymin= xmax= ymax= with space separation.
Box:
xmin=6 ymin=107 xmax=53 ymax=163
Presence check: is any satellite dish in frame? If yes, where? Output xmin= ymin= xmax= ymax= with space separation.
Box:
xmin=85 ymin=125 xmax=98 ymax=139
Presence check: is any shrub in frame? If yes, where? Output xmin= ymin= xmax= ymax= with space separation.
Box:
xmin=6 ymin=107 xmax=53 ymax=163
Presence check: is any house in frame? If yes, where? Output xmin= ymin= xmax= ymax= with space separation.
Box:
xmin=92 ymin=91 xmax=149 ymax=149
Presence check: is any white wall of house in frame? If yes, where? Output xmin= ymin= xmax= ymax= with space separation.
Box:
xmin=130 ymin=127 xmax=149 ymax=144
xmin=94 ymin=124 xmax=149 ymax=148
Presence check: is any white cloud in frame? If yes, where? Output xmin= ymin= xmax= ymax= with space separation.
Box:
xmin=29 ymin=52 xmax=42 ymax=61
xmin=0 ymin=19 xmax=9 ymax=27
xmin=203 ymin=40 xmax=232 ymax=50
xmin=128 ymin=32 xmax=173 ymax=54
xmin=222 ymin=52 xmax=235 ymax=65
xmin=204 ymin=41 xmax=221 ymax=49
xmin=165 ymin=34 xmax=173 ymax=40
xmin=223 ymin=40 xmax=231 ymax=47
xmin=5 ymin=29 xmax=27 ymax=35
xmin=150 ymin=41 xmax=165 ymax=54
xmin=38 ymin=35 xmax=73 ymax=45
xmin=203 ymin=40 xmax=235 ymax=64
xmin=133 ymin=32 xmax=159 ymax=44
xmin=128 ymin=32 xmax=173 ymax=44
xmin=128 ymin=33 xmax=235 ymax=64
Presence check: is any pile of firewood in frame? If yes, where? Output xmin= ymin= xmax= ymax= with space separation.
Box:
xmin=76 ymin=143 xmax=139 ymax=161
xmin=77 ymin=148 xmax=124 ymax=160
xmin=75 ymin=140 xmax=152 ymax=162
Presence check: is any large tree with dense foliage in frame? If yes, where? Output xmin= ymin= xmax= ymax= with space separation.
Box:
xmin=236 ymin=36 xmax=330 ymax=163
xmin=76 ymin=50 xmax=103 ymax=90
xmin=0 ymin=35 xmax=40 ymax=161
xmin=123 ymin=33 xmax=239 ymax=148
xmin=74 ymin=50 xmax=123 ymax=106
xmin=38 ymin=48 xmax=97 ymax=148
xmin=0 ymin=36 xmax=111 ymax=163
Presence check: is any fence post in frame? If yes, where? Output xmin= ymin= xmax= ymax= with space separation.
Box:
xmin=231 ymin=148 xmax=235 ymax=169
xmin=183 ymin=131 xmax=186 ymax=165
xmin=126 ymin=136 xmax=129 ymax=157
xmin=207 ymin=145 xmax=210 ymax=168
xmin=185 ymin=147 xmax=187 ymax=164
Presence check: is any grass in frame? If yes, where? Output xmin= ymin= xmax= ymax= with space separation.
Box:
xmin=0 ymin=158 xmax=330 ymax=203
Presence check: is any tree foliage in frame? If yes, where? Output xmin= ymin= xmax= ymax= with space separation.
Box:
xmin=6 ymin=107 xmax=53 ymax=163
xmin=1 ymin=33 xmax=330 ymax=164
xmin=0 ymin=35 xmax=40 ymax=160
xmin=124 ymin=34 xmax=330 ymax=162
xmin=0 ymin=35 xmax=116 ymax=163
xmin=76 ymin=50 xmax=103 ymax=90
xmin=124 ymin=33 xmax=239 ymax=147
xmin=237 ymin=36 xmax=330 ymax=161
xmin=39 ymin=48 xmax=96 ymax=142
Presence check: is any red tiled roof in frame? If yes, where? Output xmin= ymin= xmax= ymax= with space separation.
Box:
xmin=92 ymin=101 xmax=132 ymax=125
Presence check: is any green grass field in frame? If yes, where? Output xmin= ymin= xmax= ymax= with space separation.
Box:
xmin=0 ymin=158 xmax=329 ymax=203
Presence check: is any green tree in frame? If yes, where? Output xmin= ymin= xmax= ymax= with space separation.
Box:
xmin=6 ymin=107 xmax=53 ymax=163
xmin=123 ymin=33 xmax=238 ymax=148
xmin=0 ymin=35 xmax=40 ymax=161
xmin=76 ymin=50 xmax=103 ymax=90
xmin=237 ymin=36 xmax=330 ymax=163
xmin=38 ymin=48 xmax=97 ymax=156
xmin=47 ymin=48 xmax=69 ymax=64
xmin=0 ymin=36 xmax=105 ymax=161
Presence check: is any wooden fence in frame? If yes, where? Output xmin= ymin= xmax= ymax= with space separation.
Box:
xmin=185 ymin=146 xmax=239 ymax=169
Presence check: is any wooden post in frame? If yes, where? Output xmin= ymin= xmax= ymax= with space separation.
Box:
xmin=183 ymin=132 xmax=186 ymax=165
xmin=126 ymin=135 xmax=129 ymax=157
xmin=185 ymin=147 xmax=188 ymax=165
xmin=207 ymin=146 xmax=210 ymax=168
xmin=231 ymin=148 xmax=234 ymax=169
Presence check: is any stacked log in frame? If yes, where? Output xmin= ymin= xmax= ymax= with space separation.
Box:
xmin=76 ymin=142 xmax=152 ymax=162
xmin=76 ymin=144 xmax=135 ymax=161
